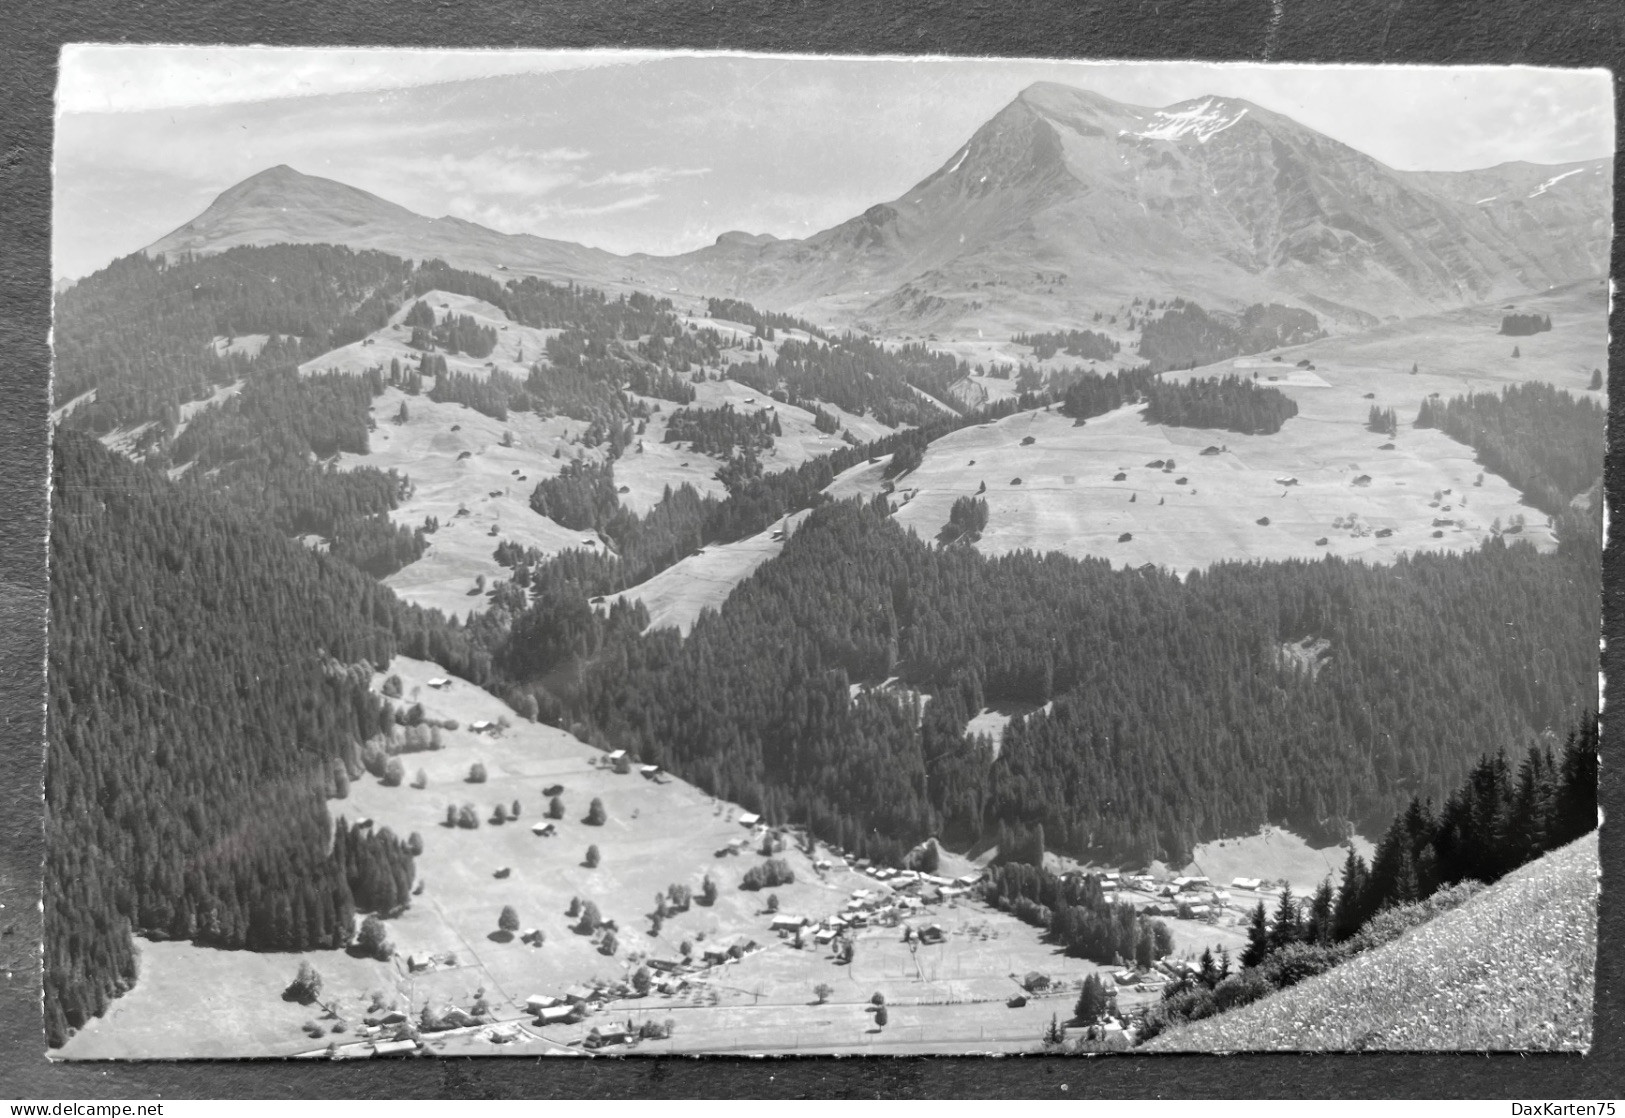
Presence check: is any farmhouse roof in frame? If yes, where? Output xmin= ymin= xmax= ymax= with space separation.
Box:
xmin=606 ymin=749 xmax=628 ymax=761
xmin=738 ymin=812 xmax=761 ymax=827
xmin=371 ymin=1039 xmax=419 ymax=1056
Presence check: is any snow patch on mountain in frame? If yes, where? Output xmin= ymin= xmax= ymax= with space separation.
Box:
xmin=944 ymin=147 xmax=969 ymax=175
xmin=1530 ymin=168 xmax=1584 ymax=197
xmin=1131 ymin=99 xmax=1249 ymax=144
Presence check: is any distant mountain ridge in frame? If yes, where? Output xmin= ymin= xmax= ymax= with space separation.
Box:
xmin=143 ymin=84 xmax=1612 ymax=334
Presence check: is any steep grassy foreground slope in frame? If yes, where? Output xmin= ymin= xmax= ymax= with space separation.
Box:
xmin=1145 ymin=830 xmax=1598 ymax=1051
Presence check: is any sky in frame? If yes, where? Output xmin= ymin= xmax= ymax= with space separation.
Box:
xmin=53 ymin=47 xmax=1616 ymax=281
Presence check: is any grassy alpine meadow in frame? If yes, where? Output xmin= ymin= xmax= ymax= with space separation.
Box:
xmin=1144 ymin=830 xmax=1598 ymax=1052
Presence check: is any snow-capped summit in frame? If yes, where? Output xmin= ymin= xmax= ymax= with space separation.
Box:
xmin=1131 ymin=97 xmax=1251 ymax=144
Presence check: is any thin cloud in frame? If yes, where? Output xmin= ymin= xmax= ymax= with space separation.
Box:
xmin=585 ymin=167 xmax=712 ymax=189
xmin=394 ymin=147 xmax=595 ymax=199
xmin=530 ymin=193 xmax=664 ymax=221
xmin=448 ymin=193 xmax=662 ymax=235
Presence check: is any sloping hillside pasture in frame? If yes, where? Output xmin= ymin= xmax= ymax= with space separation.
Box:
xmin=295 ymin=292 xmax=910 ymax=610
xmin=903 ymin=283 xmax=1604 ymax=574
xmin=889 ymin=403 xmax=1543 ymax=574
xmin=55 ymin=937 xmax=406 ymax=1060
xmin=823 ymin=454 xmax=895 ymax=501
xmin=298 ymin=290 xmax=558 ymax=383
xmin=612 ymin=453 xmax=899 ymax=636
xmin=1220 ymin=279 xmax=1607 ymax=404
xmin=677 ymin=312 xmax=823 ymax=355
xmin=338 ymin=658 xmax=878 ymax=1004
xmin=684 ymin=375 xmax=897 ymax=447
xmin=600 ymin=400 xmax=727 ymax=516
xmin=170 ymin=379 xmax=246 ymax=442
xmin=1144 ymin=831 xmax=1599 ymax=1052
xmin=963 ymin=701 xmax=1050 ymax=759
xmin=1158 ymin=828 xmax=1377 ymax=897
xmin=49 ymin=388 xmax=98 ymax=425
xmin=332 ymin=387 xmax=593 ymax=614
xmin=611 ymin=509 xmax=815 ymax=635
xmin=614 ymin=376 xmax=893 ymax=517
xmin=210 ymin=332 xmax=275 ymax=358
xmin=176 ymin=379 xmax=245 ymax=423
xmin=930 ymin=328 xmax=1140 ymax=388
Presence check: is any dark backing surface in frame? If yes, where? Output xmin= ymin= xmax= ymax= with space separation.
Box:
xmin=2 ymin=0 xmax=1622 ymax=1098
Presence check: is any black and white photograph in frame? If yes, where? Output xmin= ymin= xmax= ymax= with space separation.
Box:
xmin=45 ymin=47 xmax=1610 ymax=1059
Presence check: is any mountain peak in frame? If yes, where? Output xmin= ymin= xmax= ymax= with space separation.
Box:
xmin=1013 ymin=83 xmax=1147 ymax=126
xmin=1015 ymin=82 xmax=1136 ymax=111
xmin=216 ymin=164 xmax=388 ymax=204
xmin=216 ymin=164 xmax=327 ymax=198
xmin=147 ymin=164 xmax=424 ymax=260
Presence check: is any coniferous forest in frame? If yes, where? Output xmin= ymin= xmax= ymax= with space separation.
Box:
xmin=488 ymin=494 xmax=1598 ymax=868
xmin=1499 ymin=312 xmax=1553 ymax=337
xmin=1137 ymin=300 xmax=1324 ymax=370
xmin=47 ymin=432 xmax=420 ymax=1046
xmin=54 ymin=245 xmax=414 ymax=434
xmin=1142 ymin=374 xmax=1300 ymax=434
xmin=1413 ymin=383 xmax=1604 ymax=517
xmin=1012 ymin=328 xmax=1121 ymax=362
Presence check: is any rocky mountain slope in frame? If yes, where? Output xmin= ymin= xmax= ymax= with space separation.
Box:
xmin=144 ymin=85 xmax=1611 ymax=337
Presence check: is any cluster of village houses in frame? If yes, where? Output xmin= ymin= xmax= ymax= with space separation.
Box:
xmin=325 ymin=723 xmax=1295 ymax=1057
xmin=511 ymin=837 xmax=991 ymax=1047
xmin=1087 ymin=870 xmax=1280 ymax=921
xmin=762 ymin=859 xmax=987 ymax=950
